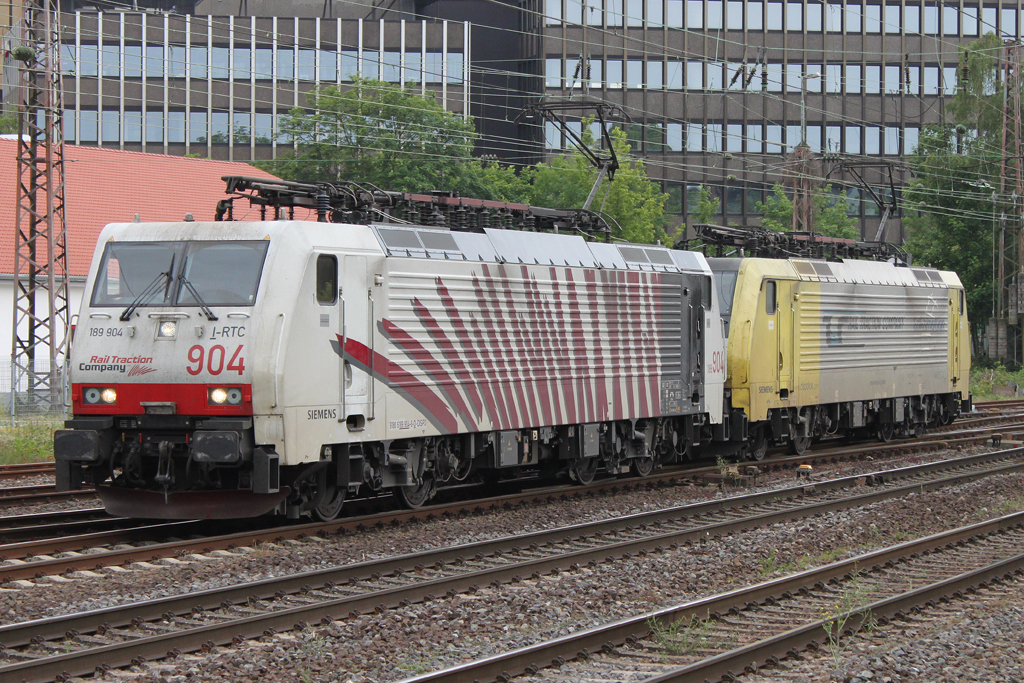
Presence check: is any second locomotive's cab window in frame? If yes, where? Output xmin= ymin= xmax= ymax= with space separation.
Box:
xmin=316 ymin=255 xmax=337 ymax=304
xmin=765 ymin=281 xmax=777 ymax=314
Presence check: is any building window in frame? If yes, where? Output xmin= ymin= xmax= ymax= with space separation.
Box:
xmin=80 ymin=45 xmax=99 ymax=77
xmin=101 ymin=110 xmax=119 ymax=143
xmin=883 ymin=4 xmax=899 ymax=33
xmin=786 ymin=2 xmax=802 ymax=30
xmin=668 ymin=0 xmax=683 ymax=26
xmin=806 ymin=1 xmax=822 ymax=31
xmin=626 ymin=59 xmax=642 ymax=87
xmin=340 ymin=51 xmax=358 ymax=81
xmin=707 ymin=123 xmax=722 ymax=151
xmin=666 ymin=183 xmax=684 ymax=213
xmin=320 ymin=50 xmax=338 ymax=82
xmin=189 ymin=111 xmax=206 ymax=144
xmin=923 ymin=5 xmax=939 ymax=33
xmin=79 ymin=110 xmax=98 ymax=142
xmin=211 ymin=111 xmax=229 ymax=142
xmin=546 ymin=0 xmax=562 ymax=24
xmin=667 ymin=122 xmax=683 ymax=150
xmin=826 ymin=125 xmax=841 ymax=152
xmin=864 ymin=3 xmax=881 ymax=32
xmin=962 ymin=5 xmax=978 ymax=35
xmin=865 ymin=64 xmax=881 ymax=93
xmin=546 ymin=58 xmax=562 ymax=88
xmin=845 ymin=125 xmax=861 ymax=154
xmin=943 ymin=5 xmax=958 ymax=34
xmin=168 ymin=111 xmax=185 ymax=143
xmin=746 ymin=188 xmax=763 ymax=214
xmin=748 ymin=1 xmax=763 ymax=29
xmin=298 ymin=49 xmax=316 ymax=81
xmin=647 ymin=123 xmax=664 ymax=151
xmin=254 ymin=113 xmax=273 ymax=143
xmin=627 ymin=0 xmax=642 ymax=26
xmin=942 ymin=66 xmax=956 ymax=94
xmin=747 ymin=124 xmax=763 ymax=153
xmin=708 ymin=0 xmax=724 ymax=28
xmin=145 ymin=110 xmax=162 ymax=143
xmin=825 ymin=63 xmax=841 ymax=93
xmin=607 ymin=59 xmax=623 ymax=88
xmin=647 ymin=60 xmax=663 ymax=88
xmin=686 ymin=61 xmax=702 ymax=89
xmin=648 ymin=0 xmax=663 ymax=26
xmin=727 ymin=0 xmax=743 ymax=28
xmin=905 ymin=126 xmax=919 ymax=154
xmin=905 ymin=4 xmax=920 ymax=33
xmin=211 ymin=46 xmax=230 ymax=79
xmin=884 ymin=126 xmax=900 ymax=155
xmin=124 ymin=111 xmax=142 ymax=142
xmin=726 ymin=123 xmax=743 ymax=152
xmin=846 ymin=64 xmax=861 ymax=93
xmin=566 ymin=0 xmax=582 ymax=23
xmin=766 ymin=124 xmax=783 ymax=151
xmin=865 ymin=126 xmax=880 ymax=154
xmin=124 ymin=45 xmax=142 ymax=78
xmin=277 ymin=48 xmax=294 ymax=80
xmin=687 ymin=0 xmax=703 ymax=27
xmin=707 ymin=62 xmax=724 ymax=89
xmin=766 ymin=1 xmax=783 ymax=29
xmin=726 ymin=186 xmax=743 ymax=214
xmin=845 ymin=3 xmax=862 ymax=32
xmin=667 ymin=61 xmax=683 ymax=89
xmin=1002 ymin=8 xmax=1017 ymax=37
xmin=686 ymin=122 xmax=702 ymax=151
xmin=884 ymin=64 xmax=900 ymax=93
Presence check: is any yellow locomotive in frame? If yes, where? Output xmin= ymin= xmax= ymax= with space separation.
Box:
xmin=710 ymin=257 xmax=970 ymax=459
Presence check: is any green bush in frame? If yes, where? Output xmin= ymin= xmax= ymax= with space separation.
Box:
xmin=970 ymin=364 xmax=1024 ymax=401
xmin=0 ymin=418 xmax=59 ymax=464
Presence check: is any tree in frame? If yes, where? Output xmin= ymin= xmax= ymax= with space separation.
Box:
xmin=904 ymin=125 xmax=997 ymax=322
xmin=527 ymin=125 xmax=668 ymax=244
xmin=687 ymin=185 xmax=720 ymax=226
xmin=903 ymin=32 xmax=1008 ymax=324
xmin=258 ymin=77 xmax=517 ymax=198
xmin=755 ymin=182 xmax=857 ymax=239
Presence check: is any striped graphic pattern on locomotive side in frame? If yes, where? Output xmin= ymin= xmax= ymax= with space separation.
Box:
xmin=381 ymin=262 xmax=684 ymax=433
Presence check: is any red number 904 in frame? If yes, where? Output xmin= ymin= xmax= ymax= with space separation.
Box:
xmin=186 ymin=344 xmax=246 ymax=376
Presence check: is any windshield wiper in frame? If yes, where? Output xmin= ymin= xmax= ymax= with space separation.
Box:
xmin=120 ymin=260 xmax=174 ymax=321
xmin=178 ymin=275 xmax=219 ymax=321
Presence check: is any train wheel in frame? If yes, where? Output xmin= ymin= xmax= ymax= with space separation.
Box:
xmin=630 ymin=455 xmax=655 ymax=477
xmin=876 ymin=422 xmax=894 ymax=443
xmin=396 ymin=475 xmax=435 ymax=509
xmin=570 ymin=457 xmax=599 ymax=484
xmin=749 ymin=427 xmax=768 ymax=461
xmin=313 ymin=485 xmax=346 ymax=522
xmin=788 ymin=435 xmax=812 ymax=455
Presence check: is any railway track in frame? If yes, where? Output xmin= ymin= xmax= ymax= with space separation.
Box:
xmin=1 ymin=447 xmax=1023 ymax=681
xmin=0 ymin=462 xmax=54 ymax=482
xmin=401 ymin=510 xmax=1024 ymax=683
xmin=0 ymin=423 xmax=1013 ymax=569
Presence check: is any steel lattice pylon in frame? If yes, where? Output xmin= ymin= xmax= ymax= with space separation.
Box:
xmin=10 ymin=0 xmax=68 ymax=415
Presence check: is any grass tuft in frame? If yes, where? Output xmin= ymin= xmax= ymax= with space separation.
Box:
xmin=0 ymin=418 xmax=61 ymax=464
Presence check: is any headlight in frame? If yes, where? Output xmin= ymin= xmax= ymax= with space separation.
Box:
xmin=208 ymin=387 xmax=243 ymax=406
xmin=83 ymin=387 xmax=117 ymax=404
xmin=157 ymin=320 xmax=177 ymax=338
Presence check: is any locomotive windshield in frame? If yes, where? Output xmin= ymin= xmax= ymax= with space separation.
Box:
xmin=91 ymin=240 xmax=270 ymax=308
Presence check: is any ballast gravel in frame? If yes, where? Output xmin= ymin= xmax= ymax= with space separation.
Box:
xmin=0 ymin=445 xmax=1021 ymax=682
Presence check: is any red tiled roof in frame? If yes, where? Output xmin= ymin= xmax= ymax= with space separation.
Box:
xmin=0 ymin=139 xmax=281 ymax=277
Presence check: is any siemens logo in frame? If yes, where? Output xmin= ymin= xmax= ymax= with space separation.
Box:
xmin=307 ymin=408 xmax=337 ymax=420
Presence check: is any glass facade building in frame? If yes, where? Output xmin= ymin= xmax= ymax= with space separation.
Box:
xmin=539 ymin=0 xmax=1017 ymax=237
xmin=57 ymin=11 xmax=470 ymax=161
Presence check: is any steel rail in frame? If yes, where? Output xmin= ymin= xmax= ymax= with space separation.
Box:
xmin=394 ymin=511 xmax=1024 ymax=683
xmin=1 ymin=445 xmax=1021 ymax=582
xmin=2 ymin=453 xmax=1024 ymax=681
xmin=0 ymin=462 xmax=55 ymax=481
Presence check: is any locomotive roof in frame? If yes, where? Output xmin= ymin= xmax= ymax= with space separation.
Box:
xmin=370 ymin=224 xmax=710 ymax=274
xmin=96 ymin=220 xmax=712 ymax=275
xmin=738 ymin=257 xmax=963 ymax=289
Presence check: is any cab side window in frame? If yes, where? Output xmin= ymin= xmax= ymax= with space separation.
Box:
xmin=959 ymin=290 xmax=964 ymax=316
xmin=316 ymin=255 xmax=337 ymax=305
xmin=765 ymin=280 xmax=777 ymax=315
